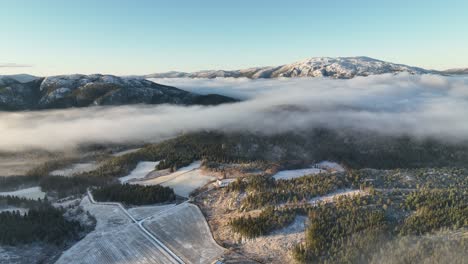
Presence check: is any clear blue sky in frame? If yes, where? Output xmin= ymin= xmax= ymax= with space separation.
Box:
xmin=1 ymin=0 xmax=467 ymax=76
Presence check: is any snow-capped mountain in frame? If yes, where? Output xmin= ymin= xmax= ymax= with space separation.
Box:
xmin=0 ymin=74 xmax=236 ymax=110
xmin=146 ymin=56 xmax=433 ymax=79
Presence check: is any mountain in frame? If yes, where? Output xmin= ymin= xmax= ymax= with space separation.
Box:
xmin=146 ymin=56 xmax=433 ymax=79
xmin=0 ymin=74 xmax=236 ymax=110
xmin=442 ymin=68 xmax=468 ymax=75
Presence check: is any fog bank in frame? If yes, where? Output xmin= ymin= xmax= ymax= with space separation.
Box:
xmin=1 ymin=74 xmax=468 ymax=151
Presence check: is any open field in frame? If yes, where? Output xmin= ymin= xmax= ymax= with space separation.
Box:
xmin=137 ymin=161 xmax=216 ymax=197
xmin=273 ymin=161 xmax=345 ymax=180
xmin=119 ymin=161 xmax=160 ymax=183
xmin=273 ymin=167 xmax=324 ymax=180
xmin=0 ymin=187 xmax=45 ymax=200
xmin=143 ymin=203 xmax=225 ymax=264
xmin=128 ymin=204 xmax=176 ymax=221
xmin=56 ymin=197 xmax=179 ymax=264
xmin=308 ymin=189 xmax=366 ymax=205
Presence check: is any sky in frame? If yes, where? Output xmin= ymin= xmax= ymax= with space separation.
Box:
xmin=1 ymin=0 xmax=467 ymax=76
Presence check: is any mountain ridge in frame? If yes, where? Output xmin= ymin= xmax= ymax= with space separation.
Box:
xmin=0 ymin=74 xmax=236 ymax=111
xmin=146 ymin=56 xmax=443 ymax=79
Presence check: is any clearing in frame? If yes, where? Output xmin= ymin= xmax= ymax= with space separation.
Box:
xmin=119 ymin=161 xmax=160 ymax=183
xmin=143 ymin=202 xmax=225 ymax=264
xmin=0 ymin=187 xmax=46 ymax=200
xmin=273 ymin=161 xmax=345 ymax=180
xmin=136 ymin=161 xmax=216 ymax=197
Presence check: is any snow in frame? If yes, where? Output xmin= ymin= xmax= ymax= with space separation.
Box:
xmin=308 ymin=189 xmax=366 ymax=205
xmin=0 ymin=187 xmax=46 ymax=200
xmin=112 ymin=148 xmax=142 ymax=157
xmin=316 ymin=161 xmax=345 ymax=172
xmin=273 ymin=167 xmax=324 ymax=180
xmin=127 ymin=204 xmax=176 ymax=221
xmin=143 ymin=203 xmax=225 ymax=264
xmin=273 ymin=161 xmax=345 ymax=180
xmin=146 ymin=56 xmax=430 ymax=79
xmin=50 ymin=162 xmax=99 ymax=177
xmin=136 ymin=161 xmax=215 ymax=197
xmin=119 ymin=161 xmax=160 ymax=183
xmin=56 ymin=197 xmax=176 ymax=264
xmin=0 ymin=207 xmax=29 ymax=215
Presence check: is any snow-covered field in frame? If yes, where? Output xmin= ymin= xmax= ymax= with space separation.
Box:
xmin=273 ymin=161 xmax=345 ymax=180
xmin=112 ymin=148 xmax=142 ymax=157
xmin=137 ymin=161 xmax=216 ymax=197
xmin=119 ymin=161 xmax=160 ymax=183
xmin=309 ymin=189 xmax=366 ymax=205
xmin=50 ymin=162 xmax=99 ymax=177
xmin=143 ymin=203 xmax=225 ymax=264
xmin=0 ymin=187 xmax=46 ymax=200
xmin=128 ymin=204 xmax=176 ymax=221
xmin=56 ymin=197 xmax=177 ymax=264
xmin=317 ymin=161 xmax=345 ymax=172
xmin=273 ymin=167 xmax=324 ymax=180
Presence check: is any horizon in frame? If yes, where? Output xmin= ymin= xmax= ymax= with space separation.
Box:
xmin=1 ymin=0 xmax=468 ymax=75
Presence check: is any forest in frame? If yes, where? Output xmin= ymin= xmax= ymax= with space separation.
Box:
xmin=0 ymin=196 xmax=83 ymax=246
xmin=92 ymin=183 xmax=176 ymax=205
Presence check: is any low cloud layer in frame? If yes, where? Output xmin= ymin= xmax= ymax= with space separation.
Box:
xmin=1 ymin=73 xmax=468 ymax=151
xmin=0 ymin=63 xmax=32 ymax=68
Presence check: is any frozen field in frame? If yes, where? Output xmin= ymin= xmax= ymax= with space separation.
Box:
xmin=119 ymin=161 xmax=160 ymax=183
xmin=309 ymin=189 xmax=366 ymax=205
xmin=50 ymin=162 xmax=99 ymax=177
xmin=144 ymin=203 xmax=225 ymax=264
xmin=128 ymin=203 xmax=176 ymax=221
xmin=0 ymin=187 xmax=45 ymax=200
xmin=137 ymin=161 xmax=216 ymax=197
xmin=273 ymin=161 xmax=345 ymax=180
xmin=56 ymin=197 xmax=178 ymax=264
xmin=317 ymin=161 xmax=345 ymax=172
xmin=273 ymin=167 xmax=324 ymax=180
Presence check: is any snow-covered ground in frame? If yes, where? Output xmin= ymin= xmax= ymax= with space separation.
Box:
xmin=0 ymin=187 xmax=46 ymax=200
xmin=316 ymin=161 xmax=345 ymax=172
xmin=56 ymin=197 xmax=177 ymax=264
xmin=0 ymin=207 xmax=28 ymax=215
xmin=128 ymin=204 xmax=176 ymax=221
xmin=239 ymin=215 xmax=307 ymax=264
xmin=273 ymin=161 xmax=345 ymax=180
xmin=112 ymin=148 xmax=142 ymax=157
xmin=143 ymin=203 xmax=225 ymax=264
xmin=309 ymin=189 xmax=366 ymax=205
xmin=50 ymin=162 xmax=99 ymax=177
xmin=273 ymin=167 xmax=324 ymax=180
xmin=119 ymin=161 xmax=160 ymax=183
xmin=136 ymin=161 xmax=216 ymax=197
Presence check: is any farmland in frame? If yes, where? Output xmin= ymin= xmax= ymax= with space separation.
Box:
xmin=143 ymin=203 xmax=225 ymax=264
xmin=56 ymin=197 xmax=180 ymax=264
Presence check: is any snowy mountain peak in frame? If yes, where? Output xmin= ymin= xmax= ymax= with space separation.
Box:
xmin=146 ymin=56 xmax=432 ymax=79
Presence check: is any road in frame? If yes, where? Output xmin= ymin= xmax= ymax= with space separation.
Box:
xmin=87 ymin=189 xmax=185 ymax=264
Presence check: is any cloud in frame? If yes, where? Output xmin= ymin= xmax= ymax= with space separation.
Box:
xmin=1 ymin=73 xmax=468 ymax=151
xmin=0 ymin=63 xmax=32 ymax=68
